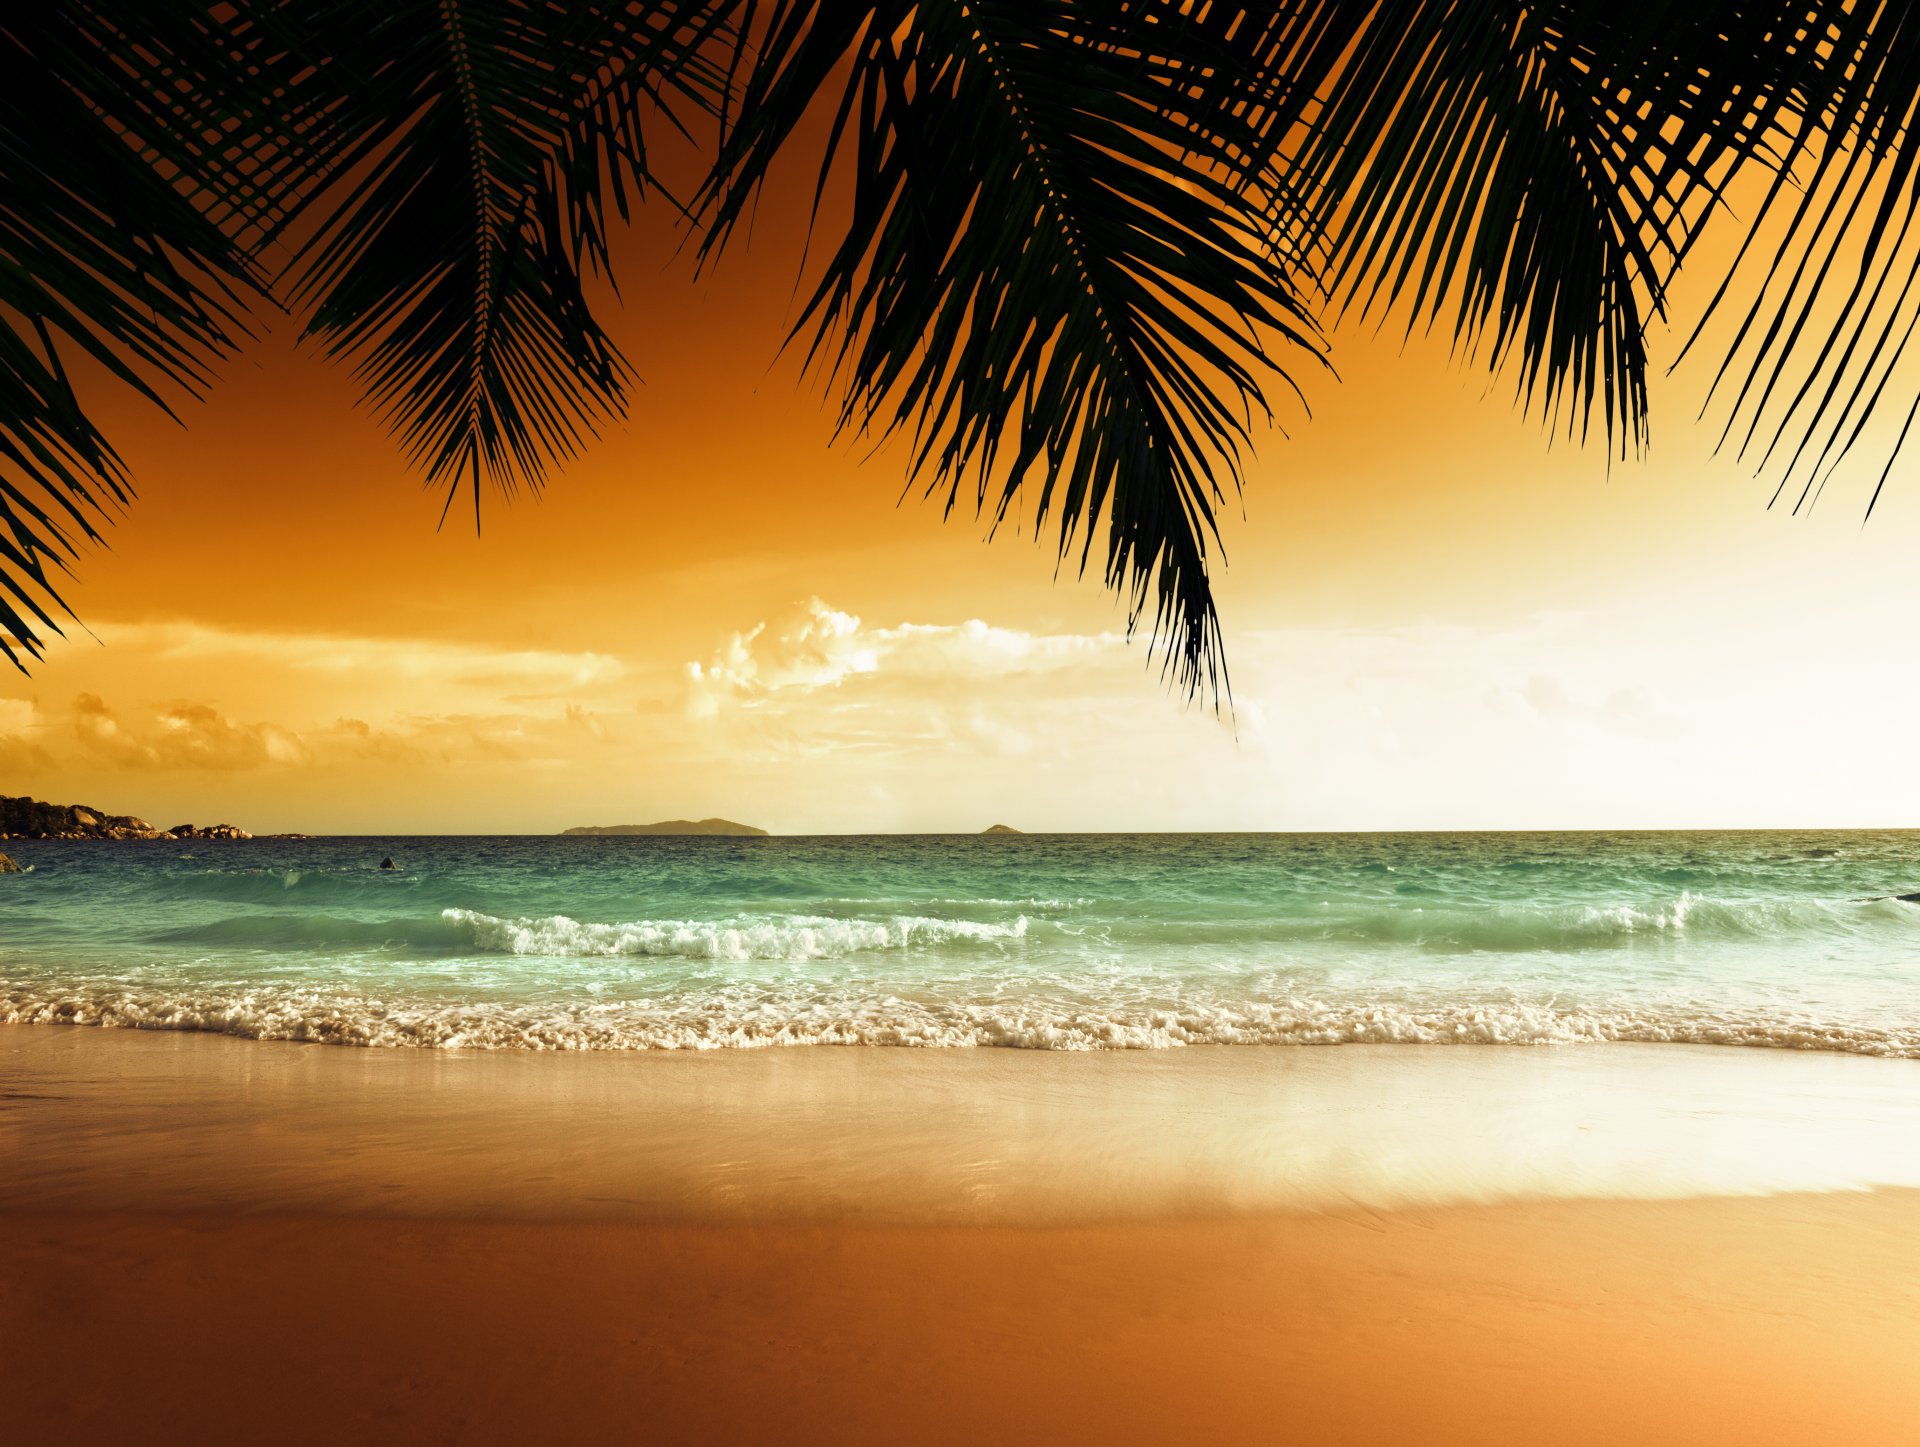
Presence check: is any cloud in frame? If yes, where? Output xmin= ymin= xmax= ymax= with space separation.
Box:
xmin=0 ymin=697 xmax=52 ymax=772
xmin=687 ymin=598 xmax=877 ymax=714
xmin=0 ymin=617 xmax=651 ymax=792
xmin=71 ymin=694 xmax=313 ymax=772
xmin=687 ymin=598 xmax=1132 ymax=718
xmin=98 ymin=621 xmax=624 ymax=695
xmin=878 ymin=618 xmax=1129 ymax=676
xmin=6 ymin=593 xmax=1889 ymax=833
xmin=312 ymin=706 xmax=623 ymax=769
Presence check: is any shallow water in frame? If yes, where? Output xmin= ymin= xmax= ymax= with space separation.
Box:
xmin=2 ymin=831 xmax=1918 ymax=1052
xmin=8 ymin=1032 xmax=1920 ymax=1218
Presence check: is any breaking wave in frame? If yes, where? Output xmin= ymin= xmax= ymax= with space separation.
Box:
xmin=440 ymin=908 xmax=1029 ymax=960
xmin=1265 ymin=891 xmax=1915 ymax=951
xmin=132 ymin=892 xmax=1910 ymax=960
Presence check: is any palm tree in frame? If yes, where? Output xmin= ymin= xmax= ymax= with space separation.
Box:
xmin=3 ymin=3 xmax=1913 ymax=695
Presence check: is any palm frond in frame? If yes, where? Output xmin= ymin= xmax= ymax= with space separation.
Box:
xmin=1677 ymin=4 xmax=1920 ymax=515
xmin=0 ymin=4 xmax=265 ymax=670
xmin=1277 ymin=2 xmax=1797 ymax=459
xmin=704 ymin=0 xmax=1326 ymax=701
xmin=17 ymin=0 xmax=1920 ymax=696
xmin=271 ymin=0 xmax=740 ymax=524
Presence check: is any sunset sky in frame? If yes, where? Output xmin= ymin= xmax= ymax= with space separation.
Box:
xmin=5 ymin=133 xmax=1919 ymax=836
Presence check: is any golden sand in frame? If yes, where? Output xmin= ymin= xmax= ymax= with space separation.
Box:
xmin=7 ymin=1197 xmax=1919 ymax=1445
xmin=4 ymin=1027 xmax=1918 ymax=1444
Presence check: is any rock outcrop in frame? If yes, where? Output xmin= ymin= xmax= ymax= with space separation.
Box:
xmin=561 ymin=818 xmax=769 ymax=837
xmin=0 ymin=795 xmax=252 ymax=841
xmin=0 ymin=851 xmax=21 ymax=873
xmin=167 ymin=823 xmax=253 ymax=840
xmin=982 ymin=824 xmax=1023 ymax=835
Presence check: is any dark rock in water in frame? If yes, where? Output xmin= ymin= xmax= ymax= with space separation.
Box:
xmin=379 ymin=857 xmax=397 ymax=871
xmin=1896 ymin=892 xmax=1920 ymax=903
xmin=0 ymin=851 xmax=20 ymax=873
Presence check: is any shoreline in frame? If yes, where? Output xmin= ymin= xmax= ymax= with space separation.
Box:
xmin=7 ymin=1023 xmax=1920 ymax=1220
xmin=8 ymin=985 xmax=1918 ymax=1054
xmin=8 ymin=1025 xmax=1920 ymax=1443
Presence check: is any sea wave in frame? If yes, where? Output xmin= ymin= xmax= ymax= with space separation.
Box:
xmin=150 ymin=912 xmax=468 ymax=952
xmin=134 ymin=907 xmax=1032 ymax=959
xmin=128 ymin=893 xmax=1915 ymax=961
xmin=4 ymin=984 xmax=1916 ymax=1056
xmin=442 ymin=908 xmax=1031 ymax=960
xmin=1264 ymin=891 xmax=1914 ymax=951
xmin=427 ymin=891 xmax=1919 ymax=959
xmin=163 ymin=866 xmax=435 ymax=907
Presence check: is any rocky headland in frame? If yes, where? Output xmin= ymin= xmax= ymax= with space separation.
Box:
xmin=0 ymin=795 xmax=252 ymax=842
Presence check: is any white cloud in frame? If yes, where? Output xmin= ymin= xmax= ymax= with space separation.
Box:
xmin=7 ymin=591 xmax=1919 ymax=832
xmin=687 ymin=598 xmax=877 ymax=713
xmin=687 ymin=598 xmax=1132 ymax=718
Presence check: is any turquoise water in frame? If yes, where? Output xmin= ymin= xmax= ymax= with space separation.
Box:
xmin=2 ymin=832 xmax=1918 ymax=1052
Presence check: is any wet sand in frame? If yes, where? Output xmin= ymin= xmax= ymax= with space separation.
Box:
xmin=4 ymin=1027 xmax=1920 ymax=1443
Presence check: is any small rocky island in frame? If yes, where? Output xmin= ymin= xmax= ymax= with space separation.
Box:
xmin=982 ymin=824 xmax=1023 ymax=834
xmin=561 ymin=818 xmax=769 ymax=837
xmin=0 ymin=794 xmax=252 ymax=841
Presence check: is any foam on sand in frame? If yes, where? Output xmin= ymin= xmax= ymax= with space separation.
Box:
xmin=5 ymin=981 xmax=1916 ymax=1055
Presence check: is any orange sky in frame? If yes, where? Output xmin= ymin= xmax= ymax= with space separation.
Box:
xmin=4 ymin=122 xmax=1920 ymax=834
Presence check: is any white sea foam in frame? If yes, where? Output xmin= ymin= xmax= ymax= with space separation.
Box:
xmin=441 ymin=908 xmax=1029 ymax=960
xmin=5 ymin=985 xmax=1917 ymax=1057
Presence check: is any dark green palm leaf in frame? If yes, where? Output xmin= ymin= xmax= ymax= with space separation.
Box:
xmin=1677 ymin=4 xmax=1920 ymax=516
xmin=704 ymin=0 xmax=1326 ymax=702
xmin=269 ymin=0 xmax=740 ymax=524
xmin=16 ymin=0 xmax=1920 ymax=698
xmin=1277 ymin=2 xmax=1799 ymax=459
xmin=0 ymin=3 xmax=267 ymax=670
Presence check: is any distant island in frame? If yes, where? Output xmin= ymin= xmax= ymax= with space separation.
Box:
xmin=982 ymin=824 xmax=1023 ymax=834
xmin=560 ymin=818 xmax=769 ymax=837
xmin=0 ymin=794 xmax=251 ymax=841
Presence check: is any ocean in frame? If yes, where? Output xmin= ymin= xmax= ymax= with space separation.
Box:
xmin=2 ymin=831 xmax=1918 ymax=1053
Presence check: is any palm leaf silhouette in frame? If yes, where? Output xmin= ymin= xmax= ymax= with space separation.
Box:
xmin=702 ymin=1 xmax=1325 ymax=698
xmin=4 ymin=2 xmax=1920 ymax=696
xmin=267 ymin=0 xmax=739 ymax=521
xmin=0 ymin=5 xmax=266 ymax=669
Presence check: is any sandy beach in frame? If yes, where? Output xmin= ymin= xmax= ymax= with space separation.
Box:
xmin=4 ymin=1027 xmax=1920 ymax=1444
